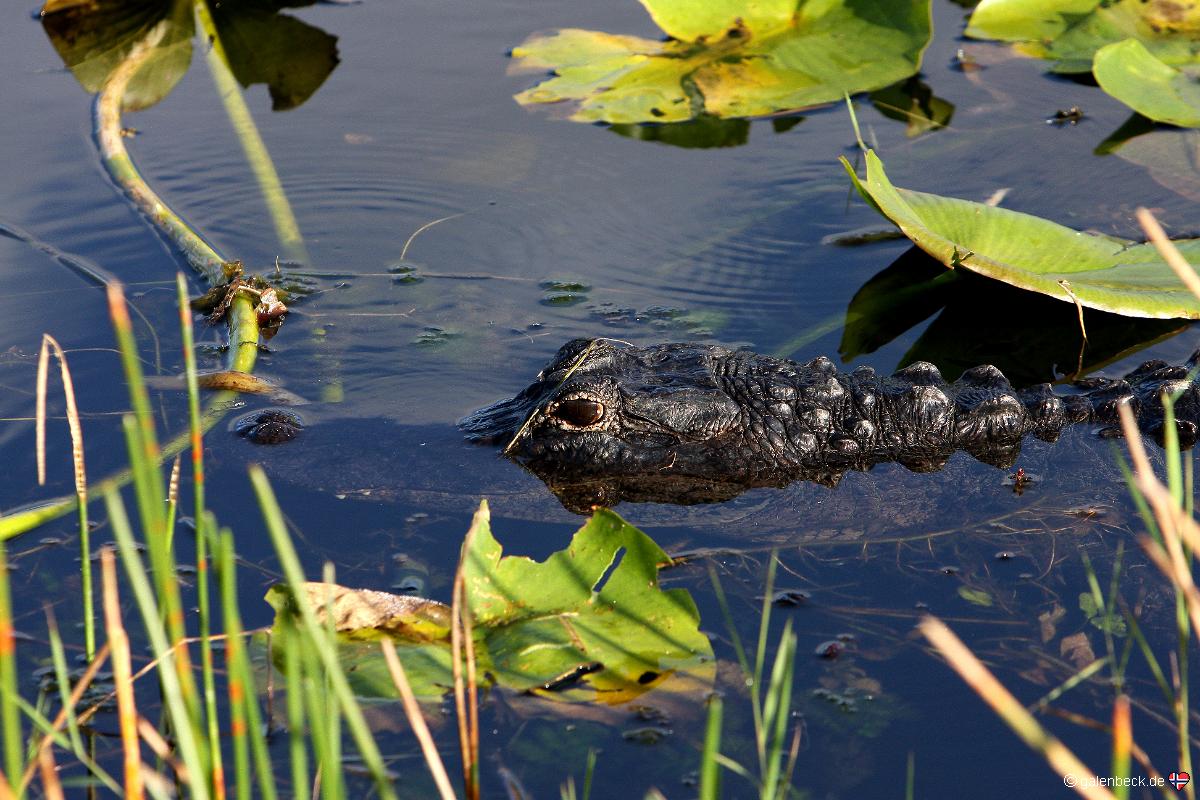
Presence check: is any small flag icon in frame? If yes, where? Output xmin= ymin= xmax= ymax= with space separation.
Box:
xmin=1169 ymin=772 xmax=1191 ymax=790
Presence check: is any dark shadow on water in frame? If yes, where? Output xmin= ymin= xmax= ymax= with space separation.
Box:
xmin=841 ymin=246 xmax=1190 ymax=386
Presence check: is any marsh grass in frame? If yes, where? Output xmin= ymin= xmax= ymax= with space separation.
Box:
xmin=919 ymin=208 xmax=1200 ymax=800
xmin=702 ymin=555 xmax=802 ymax=800
xmin=0 ymin=282 xmax=497 ymax=799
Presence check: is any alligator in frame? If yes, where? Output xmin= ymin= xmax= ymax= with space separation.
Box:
xmin=459 ymin=338 xmax=1200 ymax=510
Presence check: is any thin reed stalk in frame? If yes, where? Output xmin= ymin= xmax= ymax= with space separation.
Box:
xmin=213 ymin=527 xmax=277 ymax=800
xmin=382 ymin=641 xmax=458 ymax=800
xmin=43 ymin=609 xmax=86 ymax=759
xmin=1111 ymin=695 xmax=1131 ymax=800
xmin=110 ymin=288 xmax=207 ymax=773
xmin=23 ymin=632 xmax=115 ymax=796
xmin=699 ymin=694 xmax=722 ymax=800
xmin=35 ymin=743 xmax=64 ymax=800
xmin=281 ymin=621 xmax=309 ymax=797
xmin=178 ymin=274 xmax=226 ymax=800
xmin=101 ymin=548 xmax=145 ymax=800
xmin=920 ymin=616 xmax=1116 ymax=800
xmin=452 ymin=520 xmax=480 ymax=800
xmin=319 ymin=565 xmax=346 ymax=800
xmin=35 ymin=335 xmax=94 ymax=659
xmin=106 ymin=490 xmax=211 ymax=800
xmin=0 ymin=540 xmax=20 ymax=796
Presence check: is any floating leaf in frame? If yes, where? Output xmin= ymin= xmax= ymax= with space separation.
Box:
xmin=510 ymin=0 xmax=932 ymax=124
xmin=958 ymin=586 xmax=994 ymax=607
xmin=267 ymin=502 xmax=714 ymax=703
xmin=966 ymin=0 xmax=1200 ymax=73
xmin=209 ymin=1 xmax=340 ymax=111
xmin=1094 ymin=39 xmax=1200 ymax=128
xmin=637 ymin=0 xmax=796 ymax=42
xmin=1079 ymin=592 xmax=1128 ymax=636
xmin=842 ymin=150 xmax=1200 ymax=319
xmin=40 ymin=0 xmax=338 ymax=113
xmin=41 ymin=0 xmax=195 ymax=111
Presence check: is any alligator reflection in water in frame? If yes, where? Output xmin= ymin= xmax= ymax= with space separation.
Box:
xmin=460 ymin=338 xmax=1200 ymax=512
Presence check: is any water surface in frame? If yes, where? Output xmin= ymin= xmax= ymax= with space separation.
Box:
xmin=3 ymin=1 xmax=1198 ymax=797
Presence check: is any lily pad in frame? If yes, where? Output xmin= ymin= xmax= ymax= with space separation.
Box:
xmin=966 ymin=0 xmax=1200 ymax=73
xmin=41 ymin=0 xmax=195 ymax=111
xmin=41 ymin=0 xmax=338 ymax=113
xmin=267 ymin=502 xmax=714 ymax=703
xmin=842 ymin=150 xmax=1200 ymax=319
xmin=510 ymin=0 xmax=932 ymax=124
xmin=1094 ymin=39 xmax=1200 ymax=128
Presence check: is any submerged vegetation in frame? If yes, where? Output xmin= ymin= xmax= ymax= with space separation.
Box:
xmin=5 ymin=0 xmax=1200 ymax=798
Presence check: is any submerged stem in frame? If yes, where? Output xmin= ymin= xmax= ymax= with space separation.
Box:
xmin=193 ymin=0 xmax=309 ymax=265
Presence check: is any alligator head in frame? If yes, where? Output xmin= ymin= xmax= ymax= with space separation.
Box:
xmin=460 ymin=338 xmax=897 ymax=509
xmin=460 ymin=338 xmax=746 ymax=478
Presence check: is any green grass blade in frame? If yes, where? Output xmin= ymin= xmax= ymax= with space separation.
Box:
xmin=44 ymin=610 xmax=85 ymax=758
xmin=0 ymin=540 xmax=23 ymax=794
xmin=250 ymin=467 xmax=397 ymax=800
xmin=582 ymin=748 xmax=596 ymax=800
xmin=282 ymin=617 xmax=309 ymax=797
xmin=699 ymin=694 xmax=723 ymax=800
xmin=10 ymin=692 xmax=121 ymax=796
xmin=106 ymin=488 xmax=211 ymax=800
xmin=215 ymin=527 xmax=278 ymax=800
xmin=761 ymin=621 xmax=796 ymax=800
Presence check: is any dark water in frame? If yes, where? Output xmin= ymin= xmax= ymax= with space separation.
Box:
xmin=5 ymin=0 xmax=1200 ymax=797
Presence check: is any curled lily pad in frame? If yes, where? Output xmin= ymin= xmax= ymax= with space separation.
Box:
xmin=510 ymin=0 xmax=932 ymax=124
xmin=966 ymin=0 xmax=1200 ymax=73
xmin=1094 ymin=38 xmax=1200 ymax=128
xmin=267 ymin=502 xmax=714 ymax=703
xmin=843 ymin=150 xmax=1200 ymax=319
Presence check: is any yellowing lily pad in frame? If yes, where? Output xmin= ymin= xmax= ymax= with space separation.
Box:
xmin=637 ymin=0 xmax=796 ymax=42
xmin=966 ymin=0 xmax=1200 ymax=73
xmin=510 ymin=0 xmax=932 ymax=124
xmin=1094 ymin=39 xmax=1200 ymax=128
xmin=843 ymin=150 xmax=1200 ymax=319
xmin=267 ymin=501 xmax=714 ymax=703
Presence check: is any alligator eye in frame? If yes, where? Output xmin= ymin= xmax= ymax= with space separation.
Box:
xmin=550 ymin=398 xmax=604 ymax=427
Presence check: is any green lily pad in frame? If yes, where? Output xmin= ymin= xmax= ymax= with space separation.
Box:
xmin=637 ymin=0 xmax=796 ymax=42
xmin=966 ymin=0 xmax=1200 ymax=73
xmin=1094 ymin=39 xmax=1200 ymax=128
xmin=267 ymin=502 xmax=714 ymax=703
xmin=842 ymin=150 xmax=1200 ymax=319
xmin=41 ymin=0 xmax=195 ymax=111
xmin=510 ymin=0 xmax=932 ymax=124
xmin=40 ymin=0 xmax=338 ymax=113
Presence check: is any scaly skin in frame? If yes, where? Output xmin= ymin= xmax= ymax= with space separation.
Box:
xmin=460 ymin=338 xmax=1200 ymax=509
